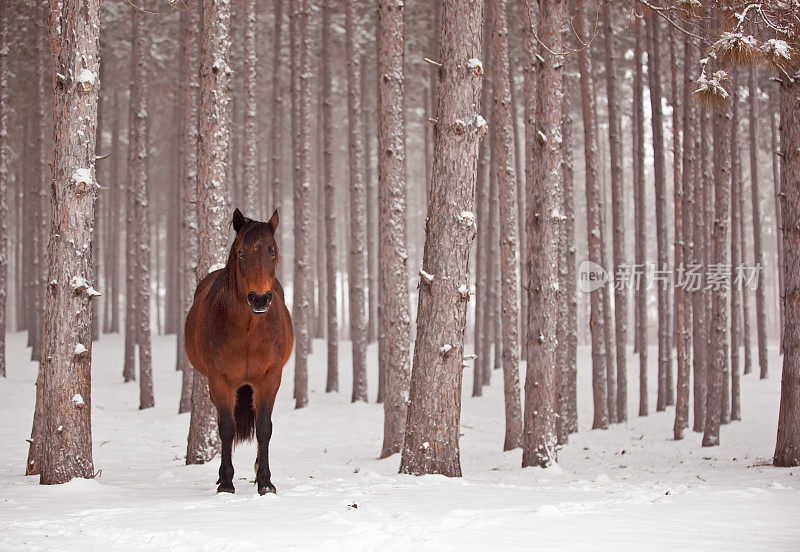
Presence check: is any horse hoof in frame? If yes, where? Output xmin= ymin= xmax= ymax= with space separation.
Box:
xmin=217 ymin=483 xmax=235 ymax=494
xmin=258 ymin=483 xmax=277 ymax=495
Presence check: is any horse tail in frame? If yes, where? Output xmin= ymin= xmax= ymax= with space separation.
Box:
xmin=233 ymin=385 xmax=256 ymax=444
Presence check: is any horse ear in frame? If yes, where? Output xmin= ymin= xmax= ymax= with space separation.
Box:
xmin=233 ymin=208 xmax=248 ymax=233
xmin=267 ymin=210 xmax=279 ymax=232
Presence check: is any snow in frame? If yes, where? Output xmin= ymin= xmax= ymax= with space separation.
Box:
xmin=71 ymin=168 xmax=95 ymax=190
xmin=209 ymin=262 xmax=226 ymax=273
xmin=419 ymin=268 xmax=434 ymax=283
xmin=70 ymin=393 xmax=85 ymax=407
xmin=466 ymin=58 xmax=482 ymax=73
xmin=1 ymin=332 xmax=798 ymax=551
xmin=761 ymin=39 xmax=792 ymax=62
xmin=440 ymin=344 xmax=453 ymax=355
xmin=76 ymin=68 xmax=96 ymax=90
xmin=74 ymin=343 xmax=87 ymax=355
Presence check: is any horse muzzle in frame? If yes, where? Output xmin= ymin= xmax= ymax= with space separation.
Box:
xmin=247 ymin=290 xmax=273 ymax=314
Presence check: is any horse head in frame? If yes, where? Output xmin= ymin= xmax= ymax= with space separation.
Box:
xmin=229 ymin=208 xmax=280 ymax=314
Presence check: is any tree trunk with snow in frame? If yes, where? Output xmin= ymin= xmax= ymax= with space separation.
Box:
xmin=575 ymin=0 xmax=607 ymax=431
xmin=774 ymin=76 xmax=800 ymax=467
xmin=178 ymin=1 xmax=199 ymax=415
xmin=399 ymin=0 xmax=484 ymax=477
xmin=560 ymin=67 xmax=578 ymax=437
xmin=321 ymin=0 xmax=338 ymax=394
xmin=290 ymin=0 xmax=312 ymax=409
xmin=521 ymin=0 xmax=566 ymax=467
xmin=702 ymin=64 xmax=732 ymax=448
xmin=131 ymin=5 xmax=153 ymax=411
xmin=491 ymin=0 xmax=521 ymax=451
xmin=345 ymin=0 xmax=368 ymax=403
xmin=770 ymin=92 xmax=783 ymax=360
xmin=187 ymin=0 xmax=233 ymax=464
xmin=377 ymin=0 xmax=411 ymax=458
xmin=37 ymin=0 xmax=100 ymax=485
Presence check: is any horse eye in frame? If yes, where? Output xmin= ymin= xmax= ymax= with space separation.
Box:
xmin=237 ymin=249 xmax=246 ymax=259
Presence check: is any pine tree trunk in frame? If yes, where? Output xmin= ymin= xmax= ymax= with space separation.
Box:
xmin=560 ymin=69 xmax=578 ymax=436
xmin=241 ymin=0 xmax=258 ymax=208
xmin=602 ymin=1 xmax=626 ymax=422
xmin=30 ymin=10 xmax=46 ymax=363
xmin=321 ymin=0 xmax=338 ymax=394
xmin=345 ymin=0 xmax=368 ymax=403
xmin=575 ymin=0 xmax=607 ymax=431
xmin=123 ymin=7 xmax=137 ymax=384
xmin=675 ymin=30 xmax=696 ymax=440
xmin=473 ymin=0 xmax=491 ymax=397
xmin=271 ymin=0 xmax=285 ymax=282
xmin=646 ymin=14 xmax=671 ymax=412
xmin=187 ymin=0 xmax=233 ymax=464
xmin=770 ymin=93 xmax=783 ymax=358
xmin=131 ymin=6 xmax=153 ymax=411
xmin=399 ymin=0 xmax=484 ymax=477
xmin=774 ymin=77 xmax=800 ymax=467
xmin=377 ymin=0 xmax=411 ymax=458
xmin=362 ymin=50 xmax=378 ymax=346
xmin=290 ymin=0 xmax=312 ymax=408
xmin=599 ymin=163 xmax=616 ymax=424
xmin=669 ymin=20 xmax=685 ymax=420
xmin=0 ymin=0 xmax=7 ymax=378
xmin=37 ymin=0 xmax=100 ymax=484
xmin=490 ymin=0 xmax=521 ymax=451
xmin=521 ymin=0 xmax=565 ymax=467
xmin=178 ymin=1 xmax=199 ymax=415
xmin=702 ymin=63 xmax=732 ymax=448
xmin=730 ymin=69 xmax=742 ymax=423
xmin=482 ymin=0 xmax=496 ymax=389
xmin=633 ymin=12 xmax=648 ymax=417
xmin=315 ymin=97 xmax=326 ymax=341
xmin=748 ymin=66 xmax=769 ymax=380
xmin=510 ymin=55 xmax=527 ymax=365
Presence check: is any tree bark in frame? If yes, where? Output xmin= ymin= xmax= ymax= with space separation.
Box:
xmin=491 ymin=0 xmax=521 ymax=451
xmin=122 ymin=6 xmax=137 ymax=385
xmin=770 ymin=91 xmax=783 ymax=359
xmin=241 ymin=0 xmax=258 ymax=208
xmin=178 ymin=1 xmax=200 ymax=415
xmin=748 ymin=66 xmax=769 ymax=380
xmin=0 ymin=0 xmax=7 ymax=378
xmin=774 ymin=77 xmax=800 ymax=467
xmin=521 ymin=0 xmax=565 ymax=467
xmin=377 ymin=0 xmax=411 ymax=458
xmin=37 ymin=0 xmax=100 ymax=484
xmin=271 ymin=0 xmax=285 ymax=282
xmin=321 ymin=0 xmax=338 ymax=394
xmin=702 ymin=61 xmax=732 ymax=448
xmin=675 ymin=29 xmax=696 ymax=440
xmin=131 ymin=5 xmax=153 ymax=411
xmin=730 ymin=69 xmax=742 ymax=423
xmin=399 ymin=0 xmax=484 ymax=477
xmin=290 ymin=0 xmax=312 ymax=409
xmin=362 ymin=48 xmax=378 ymax=346
xmin=646 ymin=14 xmax=671 ymax=412
xmin=560 ymin=67 xmax=578 ymax=436
xmin=187 ymin=0 xmax=233 ymax=464
xmin=345 ymin=0 xmax=368 ymax=403
xmin=575 ymin=0 xmax=607 ymax=431
xmin=602 ymin=1 xmax=626 ymax=422
xmin=633 ymin=11 xmax=648 ymax=417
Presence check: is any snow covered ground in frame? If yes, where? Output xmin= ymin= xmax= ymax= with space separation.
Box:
xmin=1 ymin=331 xmax=798 ymax=551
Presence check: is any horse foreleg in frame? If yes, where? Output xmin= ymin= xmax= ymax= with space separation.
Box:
xmin=255 ymin=403 xmax=276 ymax=495
xmin=217 ymin=408 xmax=236 ymax=493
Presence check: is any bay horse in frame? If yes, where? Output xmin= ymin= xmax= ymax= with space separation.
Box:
xmin=185 ymin=208 xmax=293 ymax=494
